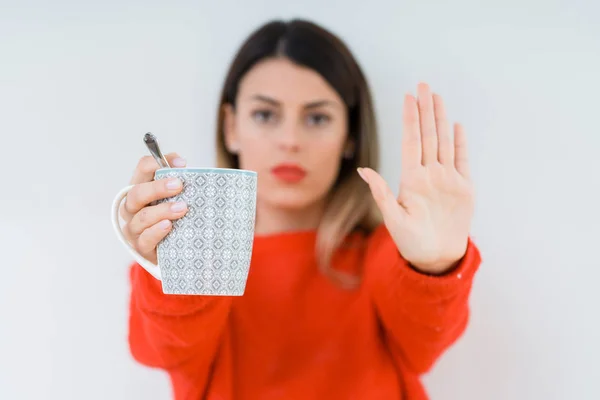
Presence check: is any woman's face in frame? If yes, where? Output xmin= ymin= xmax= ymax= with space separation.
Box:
xmin=223 ymin=57 xmax=352 ymax=211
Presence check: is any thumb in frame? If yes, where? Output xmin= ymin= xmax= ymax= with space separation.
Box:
xmin=357 ymin=167 xmax=404 ymax=221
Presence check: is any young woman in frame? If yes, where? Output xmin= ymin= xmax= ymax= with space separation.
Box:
xmin=120 ymin=19 xmax=481 ymax=400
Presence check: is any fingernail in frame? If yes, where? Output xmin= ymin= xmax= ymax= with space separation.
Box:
xmin=357 ymin=167 xmax=368 ymax=183
xmin=166 ymin=178 xmax=181 ymax=190
xmin=170 ymin=201 xmax=187 ymax=212
xmin=172 ymin=157 xmax=186 ymax=167
xmin=159 ymin=220 xmax=171 ymax=230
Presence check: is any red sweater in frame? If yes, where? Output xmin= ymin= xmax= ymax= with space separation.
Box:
xmin=128 ymin=224 xmax=481 ymax=399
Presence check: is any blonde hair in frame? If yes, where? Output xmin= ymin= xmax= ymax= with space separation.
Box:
xmin=214 ymin=19 xmax=382 ymax=288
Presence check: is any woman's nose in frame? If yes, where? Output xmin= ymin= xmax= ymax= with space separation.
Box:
xmin=276 ymin=123 xmax=302 ymax=152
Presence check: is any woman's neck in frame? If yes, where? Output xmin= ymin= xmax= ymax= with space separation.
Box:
xmin=253 ymin=199 xmax=325 ymax=236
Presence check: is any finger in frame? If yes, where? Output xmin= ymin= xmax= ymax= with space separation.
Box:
xmin=136 ymin=219 xmax=172 ymax=257
xmin=417 ymin=83 xmax=438 ymax=165
xmin=128 ymin=201 xmax=188 ymax=238
xmin=357 ymin=168 xmax=405 ymax=223
xmin=120 ymin=201 xmax=134 ymax=223
xmin=401 ymin=93 xmax=422 ymax=170
xmin=433 ymin=93 xmax=453 ymax=165
xmin=454 ymin=123 xmax=471 ymax=178
xmin=123 ymin=178 xmax=183 ymax=215
xmin=130 ymin=153 xmax=186 ymax=185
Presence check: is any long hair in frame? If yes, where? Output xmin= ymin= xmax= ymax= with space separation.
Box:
xmin=215 ymin=19 xmax=382 ymax=288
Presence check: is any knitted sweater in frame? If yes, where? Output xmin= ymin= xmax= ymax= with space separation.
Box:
xmin=128 ymin=224 xmax=481 ymax=399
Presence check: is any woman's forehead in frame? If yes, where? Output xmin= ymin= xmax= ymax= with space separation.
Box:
xmin=237 ymin=58 xmax=344 ymax=107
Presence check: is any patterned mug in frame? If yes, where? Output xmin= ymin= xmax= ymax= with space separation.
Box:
xmin=111 ymin=167 xmax=257 ymax=296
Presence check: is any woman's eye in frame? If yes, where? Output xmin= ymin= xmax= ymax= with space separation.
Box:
xmin=306 ymin=113 xmax=330 ymax=126
xmin=252 ymin=110 xmax=275 ymax=124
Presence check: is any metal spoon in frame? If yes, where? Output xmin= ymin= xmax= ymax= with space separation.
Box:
xmin=143 ymin=132 xmax=171 ymax=169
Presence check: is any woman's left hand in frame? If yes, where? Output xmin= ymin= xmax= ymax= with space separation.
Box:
xmin=358 ymin=83 xmax=474 ymax=275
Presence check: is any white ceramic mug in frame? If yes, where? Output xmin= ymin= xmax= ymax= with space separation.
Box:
xmin=111 ymin=167 xmax=257 ymax=296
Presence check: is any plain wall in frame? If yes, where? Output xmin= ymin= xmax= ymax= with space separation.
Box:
xmin=1 ymin=0 xmax=599 ymax=399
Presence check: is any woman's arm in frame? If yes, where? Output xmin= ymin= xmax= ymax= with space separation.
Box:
xmin=357 ymin=84 xmax=480 ymax=373
xmin=364 ymin=226 xmax=481 ymax=374
xmin=128 ymin=262 xmax=233 ymax=389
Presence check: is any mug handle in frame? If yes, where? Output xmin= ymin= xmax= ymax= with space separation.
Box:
xmin=111 ymin=185 xmax=162 ymax=280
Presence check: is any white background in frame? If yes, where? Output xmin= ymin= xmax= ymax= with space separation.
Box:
xmin=1 ymin=1 xmax=599 ymax=399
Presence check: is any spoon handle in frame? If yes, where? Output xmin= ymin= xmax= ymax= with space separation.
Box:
xmin=143 ymin=132 xmax=171 ymax=169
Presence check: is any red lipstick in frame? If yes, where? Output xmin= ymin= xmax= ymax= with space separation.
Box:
xmin=271 ymin=163 xmax=307 ymax=183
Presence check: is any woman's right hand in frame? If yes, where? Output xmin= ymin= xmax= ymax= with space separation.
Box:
xmin=120 ymin=153 xmax=188 ymax=264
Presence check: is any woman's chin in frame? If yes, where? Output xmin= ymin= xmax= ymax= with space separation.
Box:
xmin=259 ymin=190 xmax=325 ymax=212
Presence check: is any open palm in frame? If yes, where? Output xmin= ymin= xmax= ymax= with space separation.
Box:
xmin=359 ymin=83 xmax=474 ymax=274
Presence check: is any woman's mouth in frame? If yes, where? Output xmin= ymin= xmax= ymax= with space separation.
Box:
xmin=270 ymin=163 xmax=307 ymax=183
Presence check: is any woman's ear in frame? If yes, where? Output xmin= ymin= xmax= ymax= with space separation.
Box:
xmin=222 ymin=103 xmax=239 ymax=153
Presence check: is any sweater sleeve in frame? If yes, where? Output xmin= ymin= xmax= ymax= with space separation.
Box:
xmin=127 ymin=262 xmax=233 ymax=387
xmin=363 ymin=225 xmax=481 ymax=375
